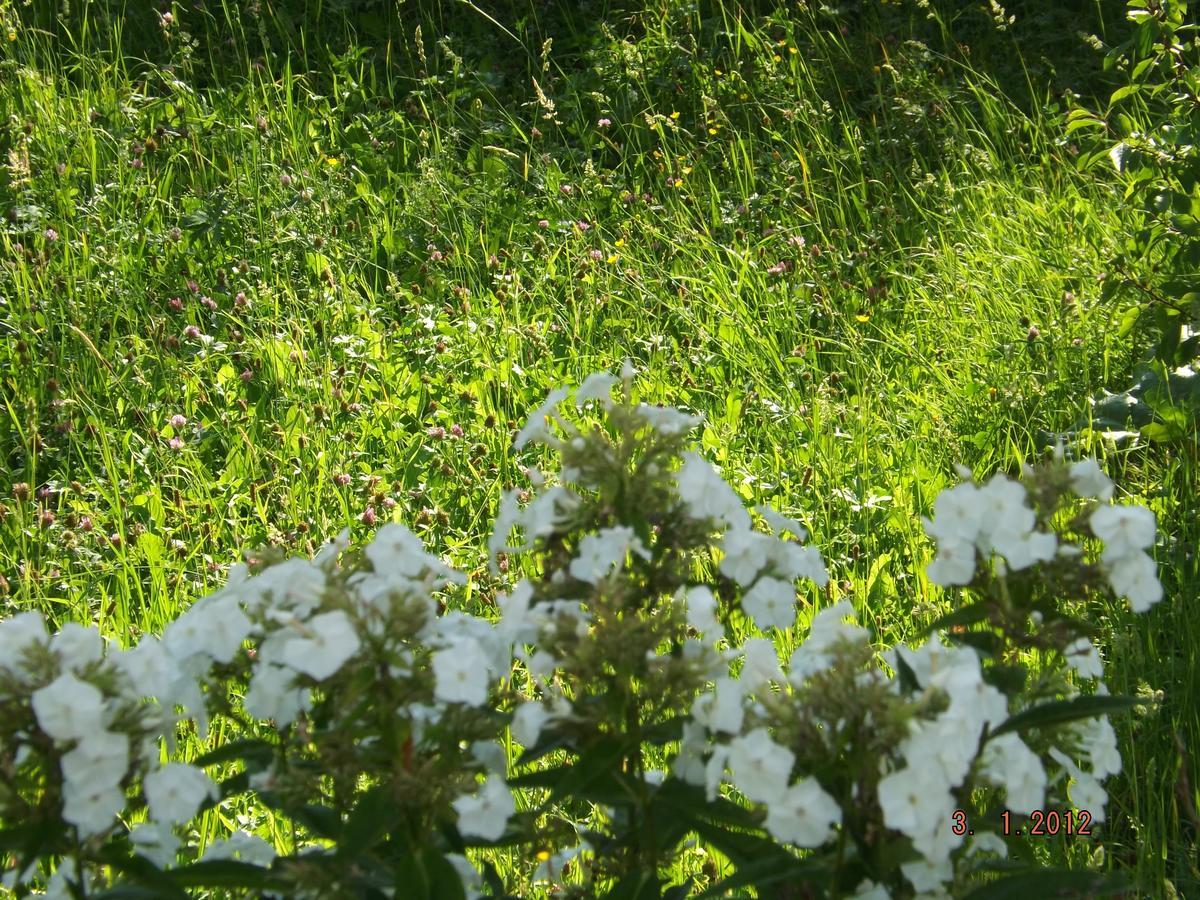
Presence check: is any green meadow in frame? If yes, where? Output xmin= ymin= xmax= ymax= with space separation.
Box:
xmin=1 ymin=0 xmax=1196 ymax=893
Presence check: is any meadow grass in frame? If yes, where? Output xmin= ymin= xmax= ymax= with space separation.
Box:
xmin=1 ymin=0 xmax=1196 ymax=893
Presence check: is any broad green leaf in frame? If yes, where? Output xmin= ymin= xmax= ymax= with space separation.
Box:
xmin=989 ymin=695 xmax=1144 ymax=739
xmin=964 ymin=867 xmax=1129 ymax=898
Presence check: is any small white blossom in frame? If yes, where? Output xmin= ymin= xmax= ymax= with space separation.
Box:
xmin=433 ymin=638 xmax=490 ymax=706
xmin=764 ymin=778 xmax=842 ymax=847
xmin=129 ymin=821 xmax=180 ymax=868
xmin=453 ymin=777 xmax=515 ymax=841
xmin=1070 ymin=458 xmax=1114 ymax=501
xmin=1104 ymin=550 xmax=1163 ymax=612
xmin=202 ymin=830 xmax=276 ymax=866
xmin=280 ymin=610 xmax=361 ymax=681
xmin=569 ymin=526 xmax=648 ymax=584
xmin=511 ymin=700 xmax=552 ymax=747
xmin=62 ymin=781 xmax=126 ymax=838
xmin=675 ymin=452 xmax=751 ymax=530
xmin=143 ymin=763 xmax=218 ymax=825
xmin=741 ymin=577 xmax=797 ymax=631
xmin=50 ymin=623 xmax=104 ymax=672
xmin=726 ymin=728 xmax=795 ymax=805
xmin=31 ymin=673 xmax=105 ymax=742
xmin=1090 ymin=504 xmax=1156 ymax=560
xmin=515 ymin=387 xmax=571 ymax=450
xmin=1064 ymin=637 xmax=1104 ymax=679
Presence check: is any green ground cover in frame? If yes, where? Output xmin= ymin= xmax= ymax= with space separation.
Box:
xmin=1 ymin=0 xmax=1196 ymax=893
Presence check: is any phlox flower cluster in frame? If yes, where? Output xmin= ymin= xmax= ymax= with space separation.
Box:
xmin=0 ymin=364 xmax=1169 ymax=900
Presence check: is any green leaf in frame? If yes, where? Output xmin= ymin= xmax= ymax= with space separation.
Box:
xmin=168 ymin=860 xmax=287 ymax=890
xmin=989 ymin=695 xmax=1144 ymax=739
xmin=925 ymin=601 xmax=994 ymax=635
xmin=693 ymin=852 xmax=829 ymax=898
xmin=192 ymin=737 xmax=275 ymax=769
xmin=394 ymin=849 xmax=468 ymax=900
xmin=602 ymin=872 xmax=662 ymax=899
xmin=964 ymin=867 xmax=1129 ymax=898
xmin=340 ymin=785 xmax=404 ymax=857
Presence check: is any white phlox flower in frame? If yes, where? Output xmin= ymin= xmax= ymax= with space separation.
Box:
xmin=31 ymin=672 xmax=105 ymax=742
xmin=50 ymin=623 xmax=104 ymax=672
xmin=1069 ymin=458 xmax=1114 ymax=501
xmin=453 ymin=776 xmax=515 ymax=841
xmin=143 ymin=763 xmax=218 ymax=824
xmin=279 ymin=610 xmax=361 ymax=681
xmin=569 ymin=526 xmax=650 ymax=584
xmin=741 ymin=576 xmax=797 ymax=631
xmin=675 ymin=452 xmax=752 ymax=531
xmin=979 ymin=733 xmax=1046 ymax=813
xmin=432 ymin=637 xmax=490 ymax=707
xmin=515 ymin=386 xmax=571 ymax=450
xmin=764 ymin=777 xmax=842 ymax=847
xmin=725 ymin=727 xmax=795 ymax=805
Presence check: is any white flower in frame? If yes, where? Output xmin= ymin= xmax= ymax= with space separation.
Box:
xmin=312 ymin=527 xmax=351 ymax=569
xmin=1076 ymin=716 xmax=1121 ymax=780
xmin=50 ymin=623 xmax=104 ymax=672
xmin=851 ymin=880 xmax=892 ymax=900
xmin=520 ymin=486 xmax=582 ymax=542
xmin=496 ymin=580 xmax=540 ymax=647
xmin=901 ymin=856 xmax=953 ymax=893
xmin=511 ymin=700 xmax=552 ymax=747
xmin=515 ymin=386 xmax=571 ymax=450
xmin=726 ymin=727 xmax=795 ymax=805
xmin=1104 ymin=550 xmax=1163 ymax=612
xmin=675 ymin=452 xmax=751 ymax=530
xmin=1070 ymin=458 xmax=1114 ymax=501
xmin=764 ymin=778 xmax=841 ymax=847
xmin=575 ymin=371 xmax=619 ymax=409
xmin=280 ymin=610 xmax=361 ymax=680
xmin=1064 ymin=637 xmax=1104 ymax=679
xmin=244 ymin=557 xmax=327 ymax=617
xmin=61 ymin=730 xmax=129 ymax=790
xmin=739 ymin=638 xmax=783 ymax=690
xmin=129 ymin=820 xmax=180 ymax=868
xmin=0 ymin=611 xmax=48 ymax=672
xmin=62 ymin=780 xmax=126 ymax=838
xmin=1066 ymin=771 xmax=1108 ymax=822
xmin=755 ymin=505 xmax=806 ymax=540
xmin=719 ymin=528 xmax=775 ymax=585
xmin=633 ymin=404 xmax=703 ymax=435
xmin=975 ymin=476 xmax=1035 ymax=546
xmin=569 ymin=526 xmax=648 ymax=583
xmin=679 ymin=585 xmax=721 ymax=638
xmin=1090 ymin=504 xmax=1156 ymax=560
xmin=244 ymin=664 xmax=311 ymax=726
xmin=980 ymin=734 xmax=1046 ymax=813
xmin=433 ymin=638 xmax=489 ymax=706
xmin=143 ymin=763 xmax=218 ymax=825
xmin=741 ymin=577 xmax=797 ymax=631
xmin=165 ymin=593 xmax=253 ymax=664
xmin=772 ymin=542 xmax=829 ymax=586
xmin=673 ymin=720 xmax=709 ymax=786
xmin=691 ymin=677 xmax=744 ymax=735
xmin=202 ymin=830 xmax=276 ymax=866
xmin=877 ymin=765 xmax=954 ymax=840
xmin=989 ymin=527 xmax=1057 ymax=571
xmin=925 ymin=538 xmax=976 ymax=586
xmin=965 ymin=831 xmax=1008 ymax=859
xmin=922 ymin=482 xmax=984 ymax=546
xmin=32 ymin=672 xmax=105 ymax=742
xmin=453 ymin=777 xmax=515 ymax=841
xmin=367 ymin=523 xmax=465 ymax=585
xmin=114 ymin=636 xmax=172 ymax=697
